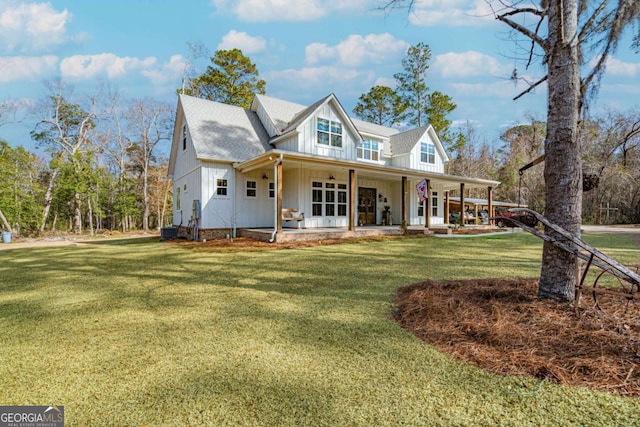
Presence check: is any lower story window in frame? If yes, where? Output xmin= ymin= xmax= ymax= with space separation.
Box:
xmin=246 ymin=180 xmax=256 ymax=198
xmin=216 ymin=178 xmax=228 ymax=196
xmin=431 ymin=191 xmax=438 ymax=217
xmin=311 ymin=181 xmax=348 ymax=217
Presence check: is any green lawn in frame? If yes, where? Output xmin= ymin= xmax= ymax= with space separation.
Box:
xmin=0 ymin=233 xmax=638 ymax=426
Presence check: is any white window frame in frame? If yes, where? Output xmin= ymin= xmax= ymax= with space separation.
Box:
xmin=317 ymin=118 xmax=343 ymax=148
xmin=245 ymin=180 xmax=257 ymax=198
xmin=216 ymin=178 xmax=229 ymax=197
xmin=268 ymin=182 xmax=275 ymax=199
xmin=311 ymin=180 xmax=348 ymax=217
xmin=431 ymin=191 xmax=438 ymax=217
xmin=420 ymin=142 xmax=435 ymax=164
xmin=357 ymin=139 xmax=381 ymax=161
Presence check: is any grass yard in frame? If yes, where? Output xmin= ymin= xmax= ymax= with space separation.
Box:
xmin=0 ymin=233 xmax=638 ymax=426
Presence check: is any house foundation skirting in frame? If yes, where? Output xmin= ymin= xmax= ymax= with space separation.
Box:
xmin=178 ymin=226 xmax=232 ymax=241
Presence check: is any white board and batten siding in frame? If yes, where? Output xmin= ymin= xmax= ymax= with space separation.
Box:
xmin=294 ymin=105 xmax=359 ymax=161
xmin=233 ymin=170 xmax=276 ymax=228
xmin=200 ymin=163 xmax=234 ymax=229
xmin=391 ymin=135 xmax=445 ymax=173
xmin=172 ymin=123 xmax=203 ymax=227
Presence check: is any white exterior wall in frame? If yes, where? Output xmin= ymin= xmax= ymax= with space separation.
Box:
xmin=289 ymin=104 xmax=360 ymax=161
xmin=172 ymin=120 xmax=202 ymax=227
xmin=233 ymin=170 xmax=276 ymax=228
xmin=200 ymin=163 xmax=235 ymax=229
xmin=254 ymin=103 xmax=279 ymax=137
xmin=390 ymin=133 xmax=446 ymax=173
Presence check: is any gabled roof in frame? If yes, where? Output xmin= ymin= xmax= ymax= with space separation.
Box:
xmin=390 ymin=125 xmax=450 ymax=162
xmin=255 ymin=93 xmax=363 ymax=145
xmin=179 ymin=94 xmax=272 ymax=162
xmin=280 ymin=94 xmax=332 ymax=134
xmin=251 ymin=94 xmax=307 ymax=133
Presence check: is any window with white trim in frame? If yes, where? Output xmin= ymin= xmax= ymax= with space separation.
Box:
xmin=311 ymin=181 xmax=348 ymax=217
xmin=176 ymin=186 xmax=181 ymax=210
xmin=418 ymin=199 xmax=424 ymax=217
xmin=245 ymin=180 xmax=257 ymax=198
xmin=182 ymin=125 xmax=187 ymax=151
xmin=268 ymin=182 xmax=274 ymax=198
xmin=317 ymin=118 xmax=342 ymax=147
xmin=420 ymin=142 xmax=435 ymax=164
xmin=431 ymin=191 xmax=438 ymax=217
xmin=216 ymin=178 xmax=228 ymax=196
xmin=357 ymin=139 xmax=381 ymax=161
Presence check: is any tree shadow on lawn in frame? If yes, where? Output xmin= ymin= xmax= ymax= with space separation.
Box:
xmin=393 ymin=277 xmax=640 ymax=399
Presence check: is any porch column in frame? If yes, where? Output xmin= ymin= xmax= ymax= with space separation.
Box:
xmin=424 ymin=179 xmax=431 ymax=229
xmin=444 ymin=191 xmax=450 ymax=224
xmin=401 ymin=176 xmax=408 ymax=227
xmin=276 ymin=159 xmax=283 ymax=233
xmin=349 ymin=169 xmax=356 ymax=230
xmin=487 ymin=186 xmax=494 ymax=226
xmin=459 ymin=183 xmax=465 ymax=226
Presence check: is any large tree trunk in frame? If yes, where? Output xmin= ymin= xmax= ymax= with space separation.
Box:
xmin=538 ymin=0 xmax=583 ymax=302
xmin=73 ymin=192 xmax=82 ymax=234
xmin=0 ymin=208 xmax=11 ymax=232
xmin=40 ymin=168 xmax=59 ymax=233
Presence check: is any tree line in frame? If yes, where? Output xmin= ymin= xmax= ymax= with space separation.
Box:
xmin=0 ymin=80 xmax=173 ymax=236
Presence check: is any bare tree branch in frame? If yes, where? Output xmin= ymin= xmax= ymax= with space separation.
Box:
xmin=513 ymin=75 xmax=548 ymax=101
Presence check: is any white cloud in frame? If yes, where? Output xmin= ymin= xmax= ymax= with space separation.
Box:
xmin=0 ymin=55 xmax=58 ymax=83
xmin=0 ymin=1 xmax=72 ymax=53
xmin=434 ymin=51 xmax=509 ymax=78
xmin=408 ymin=0 xmax=495 ymax=27
xmin=601 ymin=56 xmax=640 ymax=77
xmin=305 ymin=33 xmax=409 ymax=67
xmin=211 ymin=0 xmax=366 ymax=22
xmin=266 ymin=66 xmax=373 ymax=89
xmin=217 ymin=30 xmax=267 ymax=54
xmin=60 ymin=54 xmax=157 ymax=79
xmin=141 ymin=54 xmax=187 ymax=85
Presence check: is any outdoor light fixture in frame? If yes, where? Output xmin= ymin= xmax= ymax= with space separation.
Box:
xmin=262 ymin=173 xmax=269 ymax=180
xmin=329 ymin=175 xmax=335 ymax=181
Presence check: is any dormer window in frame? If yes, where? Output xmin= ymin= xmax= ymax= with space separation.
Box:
xmin=420 ymin=142 xmax=435 ymax=164
xmin=317 ymin=118 xmax=342 ymax=147
xmin=357 ymin=139 xmax=381 ymax=161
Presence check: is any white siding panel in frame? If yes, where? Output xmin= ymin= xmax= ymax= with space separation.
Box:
xmin=200 ymin=163 xmax=234 ymax=229
xmin=255 ymin=103 xmax=279 ymax=137
xmin=234 ymin=170 xmax=276 ymax=228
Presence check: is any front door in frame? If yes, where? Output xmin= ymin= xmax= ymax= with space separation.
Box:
xmin=358 ymin=187 xmax=377 ymax=225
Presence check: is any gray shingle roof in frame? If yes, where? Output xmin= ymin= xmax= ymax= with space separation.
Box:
xmin=180 ymin=94 xmax=272 ymax=162
xmin=252 ymin=94 xmax=307 ymax=133
xmin=390 ymin=126 xmax=431 ymax=155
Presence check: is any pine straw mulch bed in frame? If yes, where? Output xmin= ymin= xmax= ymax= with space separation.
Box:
xmin=393 ymin=277 xmax=640 ymax=398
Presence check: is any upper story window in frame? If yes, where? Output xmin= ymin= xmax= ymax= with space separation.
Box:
xmin=357 ymin=139 xmax=381 ymax=161
xmin=216 ymin=178 xmax=228 ymax=196
xmin=420 ymin=142 xmax=435 ymax=164
xmin=182 ymin=125 xmax=187 ymax=151
xmin=317 ymin=118 xmax=342 ymax=148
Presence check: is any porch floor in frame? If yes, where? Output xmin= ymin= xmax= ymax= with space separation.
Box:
xmin=239 ymin=225 xmax=469 ymax=243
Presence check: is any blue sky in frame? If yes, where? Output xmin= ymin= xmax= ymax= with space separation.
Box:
xmin=1 ymin=0 xmax=638 ymax=152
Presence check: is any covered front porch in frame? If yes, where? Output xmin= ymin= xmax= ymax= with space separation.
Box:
xmin=234 ymin=150 xmax=500 ymax=242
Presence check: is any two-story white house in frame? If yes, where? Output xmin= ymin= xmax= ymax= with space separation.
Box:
xmin=167 ymin=93 xmax=500 ymax=241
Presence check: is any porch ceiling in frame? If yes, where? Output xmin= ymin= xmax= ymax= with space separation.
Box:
xmin=233 ymin=150 xmax=499 ymax=190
